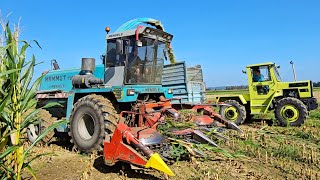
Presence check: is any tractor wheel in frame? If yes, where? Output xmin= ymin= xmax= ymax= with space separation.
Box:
xmin=219 ymin=100 xmax=247 ymax=125
xmin=69 ymin=94 xmax=118 ymax=153
xmin=27 ymin=109 xmax=57 ymax=144
xmin=275 ymin=97 xmax=308 ymax=127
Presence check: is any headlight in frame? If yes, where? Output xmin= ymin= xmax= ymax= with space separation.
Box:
xmin=127 ymin=89 xmax=135 ymax=96
xmin=168 ymin=88 xmax=173 ymax=94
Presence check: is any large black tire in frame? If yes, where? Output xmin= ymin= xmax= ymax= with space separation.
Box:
xmin=219 ymin=100 xmax=247 ymax=125
xmin=27 ymin=109 xmax=57 ymax=144
xmin=275 ymin=97 xmax=308 ymax=127
xmin=68 ymin=94 xmax=118 ymax=153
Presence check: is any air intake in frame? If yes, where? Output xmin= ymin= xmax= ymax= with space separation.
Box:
xmin=81 ymin=58 xmax=95 ymax=74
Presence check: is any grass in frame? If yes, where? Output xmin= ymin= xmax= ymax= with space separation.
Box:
xmin=206 ymin=89 xmax=249 ymax=95
xmin=314 ymin=87 xmax=320 ymax=92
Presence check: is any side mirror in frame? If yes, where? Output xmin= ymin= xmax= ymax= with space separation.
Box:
xmin=242 ymin=70 xmax=247 ymax=74
xmin=116 ymin=39 xmax=124 ymax=55
xmin=277 ymin=66 xmax=280 ymax=69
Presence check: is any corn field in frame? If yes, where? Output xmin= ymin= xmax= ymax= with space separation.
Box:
xmin=0 ymin=21 xmax=65 ymax=180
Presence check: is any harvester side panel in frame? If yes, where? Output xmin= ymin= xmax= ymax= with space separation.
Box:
xmin=104 ymin=66 xmax=125 ymax=86
xmin=39 ymin=65 xmax=105 ymax=92
xmin=163 ymin=62 xmax=188 ymax=104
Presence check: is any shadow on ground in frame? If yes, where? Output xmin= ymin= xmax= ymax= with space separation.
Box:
xmin=244 ymin=118 xmax=274 ymax=126
xmin=93 ymin=156 xmax=161 ymax=180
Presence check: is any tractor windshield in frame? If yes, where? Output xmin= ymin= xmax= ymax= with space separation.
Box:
xmin=125 ymin=37 xmax=165 ymax=84
xmin=273 ymin=66 xmax=282 ymax=81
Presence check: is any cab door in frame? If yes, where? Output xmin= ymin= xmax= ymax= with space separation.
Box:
xmin=248 ymin=65 xmax=276 ymax=114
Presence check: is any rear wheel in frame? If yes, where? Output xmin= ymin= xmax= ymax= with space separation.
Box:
xmin=219 ymin=100 xmax=246 ymax=125
xmin=27 ymin=109 xmax=57 ymax=144
xmin=69 ymin=94 xmax=118 ymax=153
xmin=275 ymin=97 xmax=307 ymax=127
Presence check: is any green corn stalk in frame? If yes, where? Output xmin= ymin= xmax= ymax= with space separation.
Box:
xmin=0 ymin=22 xmax=66 ymax=180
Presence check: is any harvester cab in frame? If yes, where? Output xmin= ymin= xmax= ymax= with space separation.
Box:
xmin=217 ymin=62 xmax=318 ymax=126
xmin=104 ymin=26 xmax=172 ymax=92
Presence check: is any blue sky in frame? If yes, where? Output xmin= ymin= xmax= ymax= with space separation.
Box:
xmin=1 ymin=0 xmax=319 ymax=87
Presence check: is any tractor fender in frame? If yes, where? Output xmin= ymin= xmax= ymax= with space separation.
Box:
xmin=216 ymin=95 xmax=249 ymax=105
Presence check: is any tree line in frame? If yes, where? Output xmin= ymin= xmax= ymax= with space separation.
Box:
xmin=313 ymin=82 xmax=320 ymax=87
xmin=225 ymin=85 xmax=248 ymax=90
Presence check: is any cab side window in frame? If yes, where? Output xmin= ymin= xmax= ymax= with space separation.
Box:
xmin=251 ymin=66 xmax=271 ymax=82
xmin=251 ymin=66 xmax=271 ymax=95
xmin=106 ymin=40 xmax=125 ymax=67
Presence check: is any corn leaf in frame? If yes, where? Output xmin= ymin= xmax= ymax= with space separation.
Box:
xmin=25 ymin=165 xmax=37 ymax=180
xmin=0 ymin=145 xmax=19 ymax=159
xmin=0 ymin=68 xmax=21 ymax=77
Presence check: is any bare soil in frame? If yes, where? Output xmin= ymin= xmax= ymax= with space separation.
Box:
xmin=28 ymin=142 xmax=290 ymax=180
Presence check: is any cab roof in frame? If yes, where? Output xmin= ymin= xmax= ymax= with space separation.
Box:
xmin=246 ymin=62 xmax=275 ymax=68
xmin=106 ymin=26 xmax=173 ymax=43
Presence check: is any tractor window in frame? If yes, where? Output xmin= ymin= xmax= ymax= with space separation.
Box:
xmin=106 ymin=40 xmax=125 ymax=67
xmin=251 ymin=66 xmax=271 ymax=82
xmin=256 ymin=85 xmax=270 ymax=95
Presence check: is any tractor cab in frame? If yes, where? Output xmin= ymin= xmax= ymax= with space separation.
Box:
xmin=246 ymin=62 xmax=281 ymax=97
xmin=104 ymin=27 xmax=173 ymax=86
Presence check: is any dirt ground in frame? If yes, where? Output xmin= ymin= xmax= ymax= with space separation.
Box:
xmin=26 ymin=92 xmax=320 ymax=180
xmin=28 ymin=142 xmax=294 ymax=180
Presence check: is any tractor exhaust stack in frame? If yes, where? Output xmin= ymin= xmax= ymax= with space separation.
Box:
xmin=290 ymin=61 xmax=297 ymax=81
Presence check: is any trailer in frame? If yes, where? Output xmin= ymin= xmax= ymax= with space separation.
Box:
xmin=163 ymin=62 xmax=206 ymax=105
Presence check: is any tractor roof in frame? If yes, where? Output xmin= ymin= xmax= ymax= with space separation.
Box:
xmin=247 ymin=62 xmax=275 ymax=68
xmin=106 ymin=28 xmax=141 ymax=40
xmin=106 ymin=26 xmax=173 ymax=42
xmin=106 ymin=18 xmax=172 ymax=42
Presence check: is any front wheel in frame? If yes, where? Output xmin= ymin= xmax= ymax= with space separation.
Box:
xmin=69 ymin=94 xmax=118 ymax=153
xmin=274 ymin=97 xmax=308 ymax=127
xmin=219 ymin=100 xmax=247 ymax=125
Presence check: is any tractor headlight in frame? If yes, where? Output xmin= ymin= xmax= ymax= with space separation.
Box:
xmin=168 ymin=88 xmax=173 ymax=94
xmin=127 ymin=89 xmax=135 ymax=96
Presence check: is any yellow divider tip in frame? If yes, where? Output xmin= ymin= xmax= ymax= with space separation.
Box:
xmin=145 ymin=153 xmax=175 ymax=176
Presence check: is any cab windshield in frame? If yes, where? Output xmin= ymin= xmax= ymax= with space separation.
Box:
xmin=126 ymin=37 xmax=165 ymax=84
xmin=273 ymin=66 xmax=282 ymax=81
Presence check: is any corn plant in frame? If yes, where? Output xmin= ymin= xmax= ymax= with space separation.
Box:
xmin=0 ymin=23 xmax=66 ymax=180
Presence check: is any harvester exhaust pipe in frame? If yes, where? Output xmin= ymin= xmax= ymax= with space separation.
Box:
xmin=72 ymin=58 xmax=104 ymax=88
xmin=81 ymin=58 xmax=96 ymax=75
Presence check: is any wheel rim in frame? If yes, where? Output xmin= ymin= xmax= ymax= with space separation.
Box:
xmin=78 ymin=114 xmax=95 ymax=140
xmin=28 ymin=124 xmax=40 ymax=139
xmin=280 ymin=105 xmax=299 ymax=123
xmin=224 ymin=106 xmax=239 ymax=121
